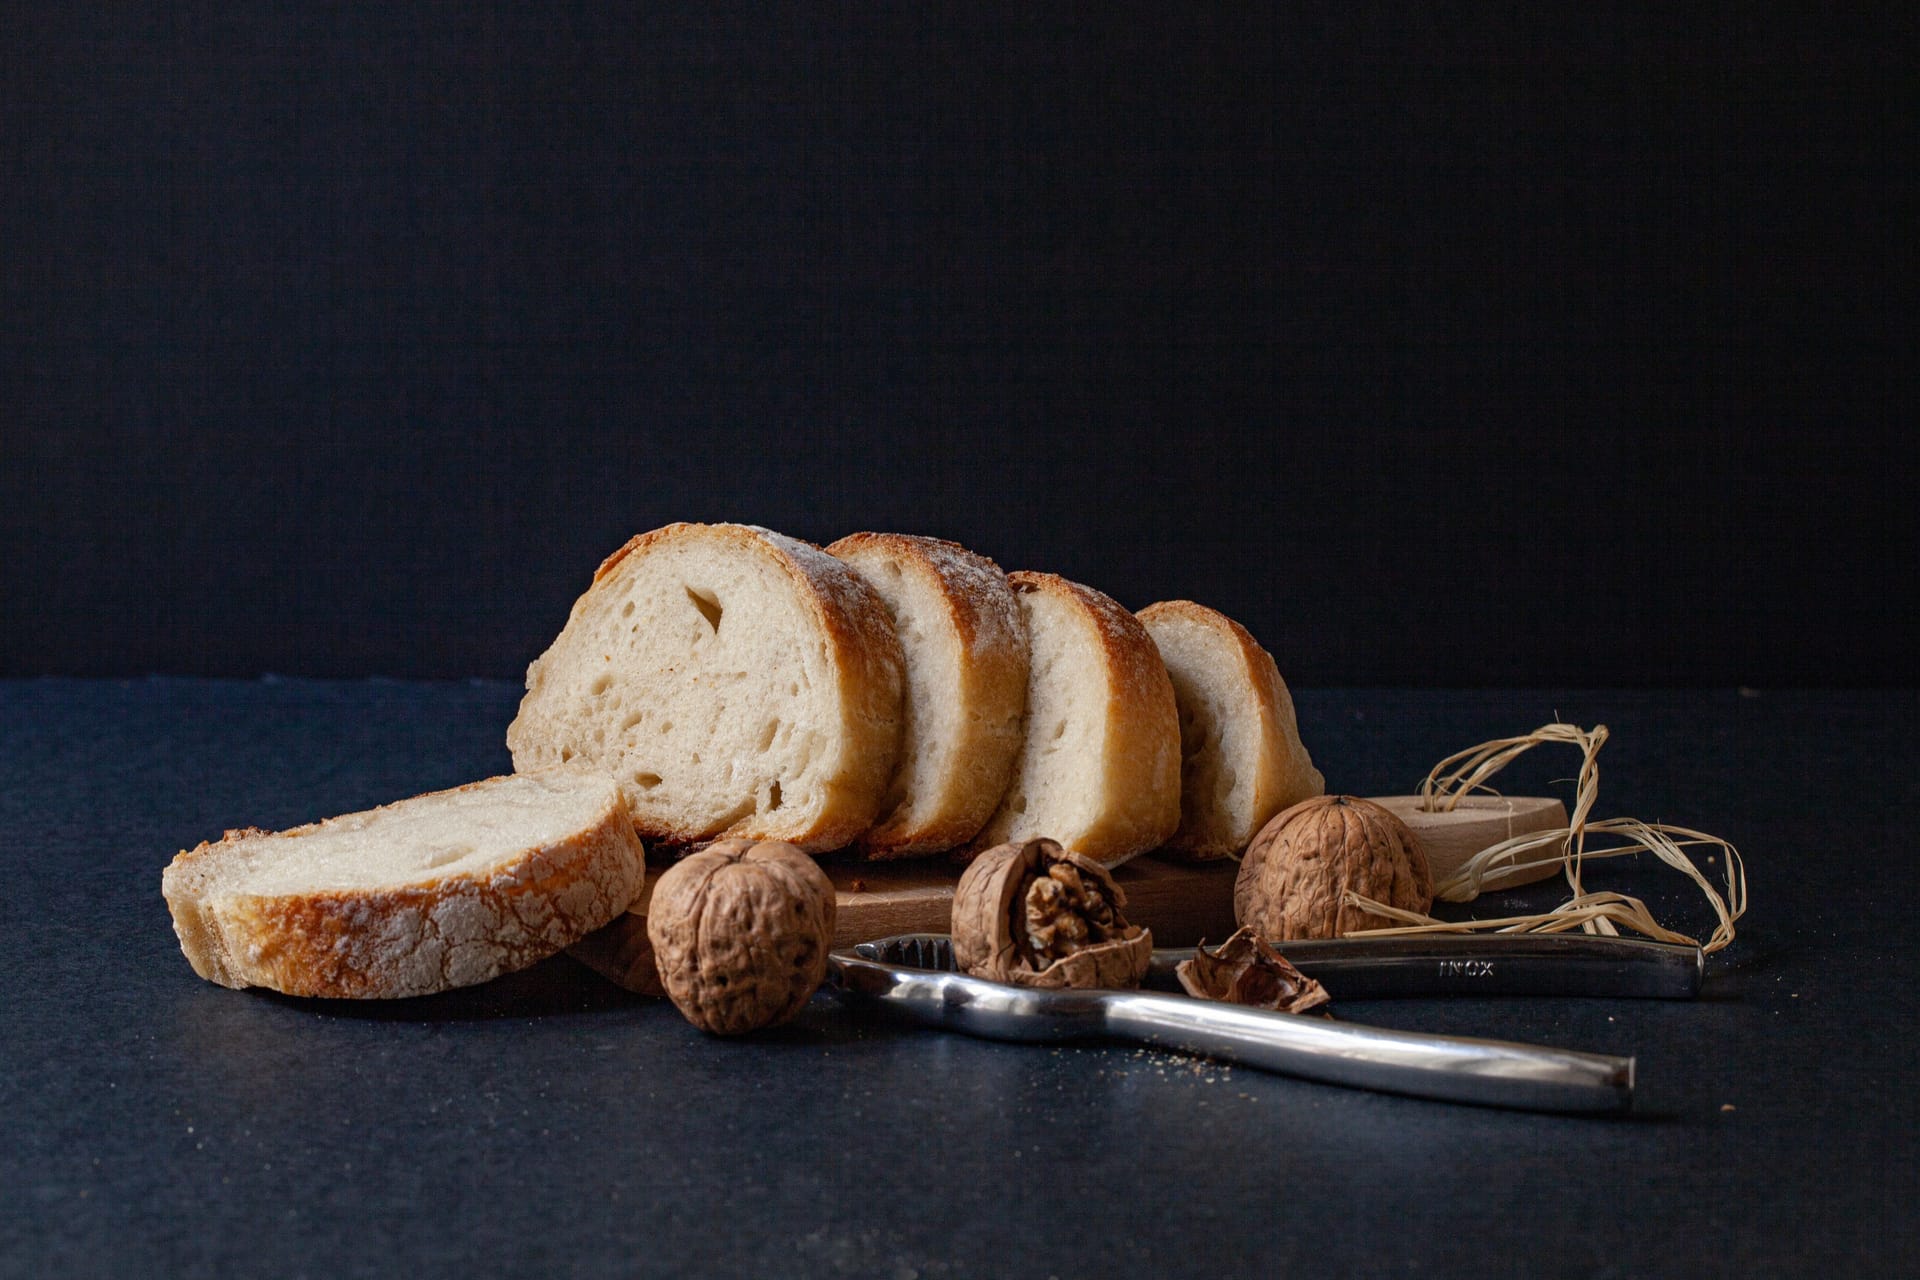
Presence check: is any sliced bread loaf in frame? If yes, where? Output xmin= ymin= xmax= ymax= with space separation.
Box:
xmin=506 ymin=523 xmax=906 ymax=851
xmin=966 ymin=571 xmax=1181 ymax=866
xmin=826 ymin=533 xmax=1029 ymax=857
xmin=1138 ymin=600 xmax=1325 ymax=860
xmin=161 ymin=769 xmax=645 ymax=998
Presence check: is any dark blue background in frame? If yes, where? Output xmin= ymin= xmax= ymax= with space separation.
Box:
xmin=4 ymin=5 xmax=1911 ymax=684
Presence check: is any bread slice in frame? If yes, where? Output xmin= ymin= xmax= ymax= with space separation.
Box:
xmin=506 ymin=523 xmax=906 ymax=852
xmin=1138 ymin=600 xmax=1325 ymax=860
xmin=826 ymin=533 xmax=1029 ymax=858
xmin=161 ymin=769 xmax=645 ymax=998
xmin=966 ymin=571 xmax=1181 ymax=866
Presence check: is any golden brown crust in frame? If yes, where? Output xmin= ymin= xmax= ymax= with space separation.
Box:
xmin=160 ymin=774 xmax=646 ymax=999
xmin=827 ymin=533 xmax=1029 ymax=859
xmin=1138 ymin=599 xmax=1324 ymax=860
xmin=1010 ymin=573 xmax=1173 ymax=722
xmin=970 ymin=572 xmax=1181 ymax=865
xmin=592 ymin=530 xmax=650 ymax=582
xmin=827 ymin=532 xmax=1020 ymax=655
xmin=1138 ymin=599 xmax=1266 ymax=681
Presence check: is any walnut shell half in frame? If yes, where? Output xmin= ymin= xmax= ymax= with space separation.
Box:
xmin=952 ymin=838 xmax=1152 ymax=989
xmin=1234 ymin=795 xmax=1433 ymax=941
xmin=1175 ymin=927 xmax=1331 ymax=1013
xmin=646 ymin=839 xmax=836 ymax=1034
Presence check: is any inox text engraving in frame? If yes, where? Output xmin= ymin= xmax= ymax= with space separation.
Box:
xmin=1438 ymin=959 xmax=1495 ymax=978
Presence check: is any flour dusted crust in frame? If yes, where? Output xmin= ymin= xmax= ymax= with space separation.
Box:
xmin=1138 ymin=600 xmax=1325 ymax=860
xmin=160 ymin=770 xmax=646 ymax=998
xmin=506 ymin=523 xmax=906 ymax=852
xmin=966 ymin=571 xmax=1182 ymax=867
xmin=826 ymin=533 xmax=1029 ymax=858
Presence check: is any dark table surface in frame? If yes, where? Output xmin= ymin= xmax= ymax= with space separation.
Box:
xmin=2 ymin=679 xmax=1914 ymax=1278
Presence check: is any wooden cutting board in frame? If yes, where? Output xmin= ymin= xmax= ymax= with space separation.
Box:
xmin=570 ymin=853 xmax=1240 ymax=996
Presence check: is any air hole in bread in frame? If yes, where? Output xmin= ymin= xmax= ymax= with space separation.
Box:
xmin=422 ymin=843 xmax=475 ymax=868
xmin=1049 ymin=721 xmax=1066 ymax=740
xmin=635 ymin=772 xmax=662 ymax=789
xmin=507 ymin=523 xmax=908 ymax=853
xmin=685 ymin=586 xmax=723 ymax=633
xmin=559 ymin=748 xmax=574 ymax=762
xmin=589 ymin=674 xmax=613 ymax=696
xmin=1009 ymin=794 xmax=1027 ymax=815
xmin=766 ymin=780 xmax=783 ymax=811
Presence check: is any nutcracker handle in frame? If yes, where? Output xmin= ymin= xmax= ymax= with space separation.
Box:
xmin=826 ymin=949 xmax=1634 ymax=1114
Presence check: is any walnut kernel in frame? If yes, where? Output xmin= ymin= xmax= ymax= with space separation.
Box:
xmin=952 ymin=838 xmax=1151 ymax=988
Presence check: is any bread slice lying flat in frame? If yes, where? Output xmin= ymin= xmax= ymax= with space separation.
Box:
xmin=506 ymin=523 xmax=906 ymax=851
xmin=162 ymin=770 xmax=645 ymax=998
xmin=1138 ymin=600 xmax=1326 ymax=860
xmin=967 ymin=571 xmax=1181 ymax=867
xmin=826 ymin=533 xmax=1029 ymax=858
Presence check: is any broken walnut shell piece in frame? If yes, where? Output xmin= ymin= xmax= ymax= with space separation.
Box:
xmin=646 ymin=838 xmax=836 ymax=1035
xmin=1234 ymin=794 xmax=1433 ymax=941
xmin=952 ymin=838 xmax=1152 ymax=989
xmin=1176 ymin=927 xmax=1331 ymax=1014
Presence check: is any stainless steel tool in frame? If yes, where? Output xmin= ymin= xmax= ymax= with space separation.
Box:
xmin=825 ymin=934 xmax=1670 ymax=1114
xmin=863 ymin=932 xmax=1705 ymax=1000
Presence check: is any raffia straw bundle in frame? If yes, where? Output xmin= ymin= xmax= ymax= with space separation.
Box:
xmin=1343 ymin=723 xmax=1748 ymax=953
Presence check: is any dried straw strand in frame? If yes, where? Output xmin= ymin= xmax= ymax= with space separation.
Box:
xmin=1354 ymin=722 xmax=1747 ymax=953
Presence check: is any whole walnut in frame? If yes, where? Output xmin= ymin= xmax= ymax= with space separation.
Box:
xmin=1234 ymin=795 xmax=1432 ymax=941
xmin=646 ymin=839 xmax=836 ymax=1034
xmin=952 ymin=838 xmax=1152 ymax=989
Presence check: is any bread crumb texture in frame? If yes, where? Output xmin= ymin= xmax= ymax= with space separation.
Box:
xmin=161 ymin=771 xmax=644 ymax=998
xmin=507 ymin=523 xmax=904 ymax=851
xmin=826 ymin=533 xmax=1029 ymax=857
